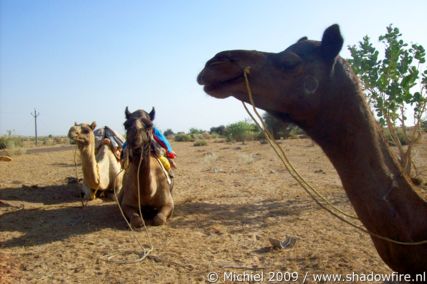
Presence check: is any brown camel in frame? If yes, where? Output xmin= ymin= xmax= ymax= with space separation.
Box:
xmin=197 ymin=24 xmax=427 ymax=274
xmin=118 ymin=107 xmax=174 ymax=227
xmin=68 ymin=122 xmax=124 ymax=199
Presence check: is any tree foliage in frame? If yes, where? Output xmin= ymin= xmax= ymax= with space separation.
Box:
xmin=262 ymin=112 xmax=302 ymax=139
xmin=348 ymin=25 xmax=427 ymax=175
xmin=163 ymin=129 xmax=174 ymax=137
xmin=210 ymin=125 xmax=226 ymax=136
xmin=224 ymin=121 xmax=259 ymax=143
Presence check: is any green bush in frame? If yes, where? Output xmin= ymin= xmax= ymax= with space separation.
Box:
xmin=383 ymin=128 xmax=409 ymax=146
xmin=210 ymin=125 xmax=226 ymax=136
xmin=174 ymin=133 xmax=194 ymax=142
xmin=193 ymin=140 xmax=208 ymax=147
xmin=189 ymin=128 xmax=205 ymax=135
xmin=163 ymin=129 xmax=175 ymax=137
xmin=0 ymin=136 xmax=24 ymax=149
xmin=224 ymin=121 xmax=259 ymax=143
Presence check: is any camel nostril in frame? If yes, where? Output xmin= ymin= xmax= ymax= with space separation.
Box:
xmin=206 ymin=54 xmax=232 ymax=67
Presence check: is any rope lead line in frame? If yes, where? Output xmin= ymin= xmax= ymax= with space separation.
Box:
xmin=242 ymin=66 xmax=427 ymax=246
xmin=104 ymin=152 xmax=154 ymax=264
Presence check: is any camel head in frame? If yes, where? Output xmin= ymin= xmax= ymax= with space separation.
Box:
xmin=68 ymin=122 xmax=97 ymax=146
xmin=124 ymin=106 xmax=155 ymax=154
xmin=197 ymin=24 xmax=346 ymax=127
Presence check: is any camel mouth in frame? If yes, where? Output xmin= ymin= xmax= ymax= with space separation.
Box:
xmin=198 ymin=54 xmax=245 ymax=98
xmin=202 ymin=74 xmax=243 ymax=97
xmin=68 ymin=134 xmax=87 ymax=144
xmin=198 ymin=66 xmax=244 ymax=98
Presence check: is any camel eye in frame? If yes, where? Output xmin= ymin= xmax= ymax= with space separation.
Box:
xmin=279 ymin=52 xmax=302 ymax=70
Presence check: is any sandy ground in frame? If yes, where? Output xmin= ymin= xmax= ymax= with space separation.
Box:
xmin=1 ymin=137 xmax=426 ymax=283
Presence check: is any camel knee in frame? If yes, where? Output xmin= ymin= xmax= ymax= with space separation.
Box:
xmin=151 ymin=212 xmax=167 ymax=226
xmin=130 ymin=212 xmax=144 ymax=228
xmin=155 ymin=203 xmax=174 ymax=225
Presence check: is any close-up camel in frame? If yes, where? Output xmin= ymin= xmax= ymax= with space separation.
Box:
xmin=68 ymin=122 xmax=124 ymax=200
xmin=197 ymin=24 xmax=427 ymax=274
xmin=118 ymin=107 xmax=174 ymax=227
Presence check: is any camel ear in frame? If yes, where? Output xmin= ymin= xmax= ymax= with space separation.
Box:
xmin=297 ymin=36 xmax=307 ymax=43
xmin=125 ymin=106 xmax=131 ymax=119
xmin=90 ymin=121 xmax=97 ymax=130
xmin=320 ymin=24 xmax=343 ymax=61
xmin=74 ymin=122 xmax=78 ymax=126
xmin=149 ymin=107 xmax=155 ymax=121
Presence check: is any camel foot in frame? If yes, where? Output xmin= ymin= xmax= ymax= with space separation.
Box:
xmin=104 ymin=192 xmax=117 ymax=201
xmin=130 ymin=214 xmax=144 ymax=229
xmin=151 ymin=213 xmax=167 ymax=226
xmin=86 ymin=198 xmax=103 ymax=205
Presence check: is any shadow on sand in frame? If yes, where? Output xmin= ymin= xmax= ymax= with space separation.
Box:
xmin=0 ymin=183 xmax=125 ymax=249
xmin=172 ymin=193 xmax=351 ymax=234
xmin=0 ymin=182 xmax=350 ymax=250
xmin=0 ymin=183 xmax=82 ymax=205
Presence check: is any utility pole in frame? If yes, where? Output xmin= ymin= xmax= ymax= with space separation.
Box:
xmin=30 ymin=109 xmax=40 ymax=145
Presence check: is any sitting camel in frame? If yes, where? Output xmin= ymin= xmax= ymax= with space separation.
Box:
xmin=197 ymin=25 xmax=427 ymax=274
xmin=118 ymin=107 xmax=174 ymax=227
xmin=68 ymin=122 xmax=124 ymax=199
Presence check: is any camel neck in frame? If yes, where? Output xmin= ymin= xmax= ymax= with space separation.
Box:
xmin=79 ymin=143 xmax=100 ymax=189
xmin=306 ymin=64 xmax=427 ymax=242
xmin=132 ymin=149 xmax=152 ymax=194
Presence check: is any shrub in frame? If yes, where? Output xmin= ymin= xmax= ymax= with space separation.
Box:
xmin=193 ymin=140 xmax=208 ymax=147
xmin=174 ymin=133 xmax=194 ymax=142
xmin=189 ymin=128 xmax=205 ymax=135
xmin=0 ymin=136 xmax=24 ymax=149
xmin=210 ymin=125 xmax=226 ymax=136
xmin=224 ymin=121 xmax=259 ymax=143
xmin=163 ymin=129 xmax=174 ymax=137
xmin=383 ymin=128 xmax=409 ymax=146
xmin=0 ymin=139 xmax=6 ymax=150
xmin=422 ymin=120 xmax=427 ymax=132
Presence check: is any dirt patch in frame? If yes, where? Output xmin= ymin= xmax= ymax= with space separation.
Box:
xmin=1 ymin=139 xmax=426 ymax=283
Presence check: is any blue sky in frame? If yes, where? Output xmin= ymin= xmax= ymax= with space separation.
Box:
xmin=1 ymin=0 xmax=426 ymax=136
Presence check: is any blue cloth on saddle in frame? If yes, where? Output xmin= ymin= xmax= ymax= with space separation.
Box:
xmin=153 ymin=127 xmax=173 ymax=153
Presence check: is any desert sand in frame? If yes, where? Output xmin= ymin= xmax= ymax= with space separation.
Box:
xmin=1 ymin=137 xmax=426 ymax=283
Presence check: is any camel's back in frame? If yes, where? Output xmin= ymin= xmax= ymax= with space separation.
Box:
xmin=96 ymin=145 xmax=122 ymax=187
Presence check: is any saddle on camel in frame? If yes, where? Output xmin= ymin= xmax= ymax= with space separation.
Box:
xmin=118 ymin=107 xmax=174 ymax=227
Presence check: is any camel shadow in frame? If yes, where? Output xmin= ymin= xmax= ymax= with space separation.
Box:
xmin=172 ymin=193 xmax=351 ymax=233
xmin=0 ymin=184 xmax=81 ymax=205
xmin=0 ymin=203 xmax=125 ymax=249
xmin=0 ymin=182 xmax=128 ymax=248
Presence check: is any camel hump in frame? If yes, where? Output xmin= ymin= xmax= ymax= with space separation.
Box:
xmin=0 ymin=156 xmax=12 ymax=162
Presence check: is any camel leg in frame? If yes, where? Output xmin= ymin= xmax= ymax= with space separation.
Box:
xmin=151 ymin=203 xmax=174 ymax=226
xmin=81 ymin=184 xmax=96 ymax=200
xmin=121 ymin=203 xmax=144 ymax=228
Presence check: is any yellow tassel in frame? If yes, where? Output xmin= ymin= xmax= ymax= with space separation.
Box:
xmin=158 ymin=156 xmax=171 ymax=171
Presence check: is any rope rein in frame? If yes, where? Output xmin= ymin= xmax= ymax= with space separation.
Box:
xmin=103 ymin=139 xmax=154 ymax=264
xmin=242 ymin=66 xmax=427 ymax=246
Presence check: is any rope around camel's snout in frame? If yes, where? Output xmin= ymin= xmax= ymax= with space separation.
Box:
xmin=242 ymin=66 xmax=427 ymax=246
